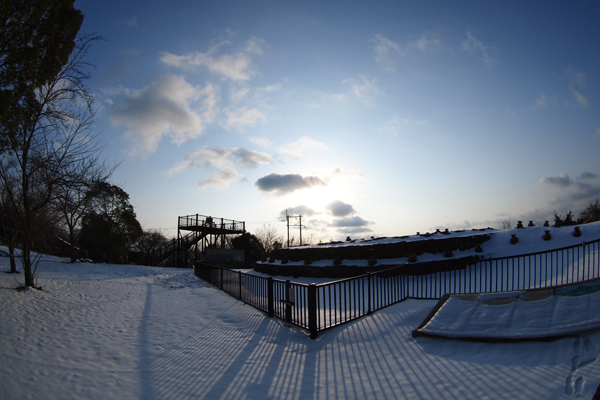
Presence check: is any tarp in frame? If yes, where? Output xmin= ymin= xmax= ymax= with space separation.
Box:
xmin=413 ymin=280 xmax=600 ymax=341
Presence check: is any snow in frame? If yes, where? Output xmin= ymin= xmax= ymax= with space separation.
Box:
xmin=260 ymin=222 xmax=600 ymax=268
xmin=2 ymin=223 xmax=600 ymax=399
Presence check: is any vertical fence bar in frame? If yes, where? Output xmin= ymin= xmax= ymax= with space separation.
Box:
xmin=308 ymin=283 xmax=317 ymax=338
xmin=285 ymin=280 xmax=292 ymax=323
xmin=267 ymin=277 xmax=274 ymax=317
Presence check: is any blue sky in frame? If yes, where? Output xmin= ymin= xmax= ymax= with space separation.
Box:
xmin=73 ymin=0 xmax=600 ymax=241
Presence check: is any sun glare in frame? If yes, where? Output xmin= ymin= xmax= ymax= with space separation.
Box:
xmin=288 ymin=186 xmax=336 ymax=214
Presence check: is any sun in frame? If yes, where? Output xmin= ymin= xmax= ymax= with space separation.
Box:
xmin=289 ymin=183 xmax=356 ymax=216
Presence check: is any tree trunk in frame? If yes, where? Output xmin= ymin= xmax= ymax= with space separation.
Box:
xmin=8 ymin=243 xmax=18 ymax=274
xmin=69 ymin=226 xmax=77 ymax=263
xmin=22 ymin=242 xmax=34 ymax=288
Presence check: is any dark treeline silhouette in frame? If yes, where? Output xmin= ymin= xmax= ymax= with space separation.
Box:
xmin=554 ymin=200 xmax=600 ymax=227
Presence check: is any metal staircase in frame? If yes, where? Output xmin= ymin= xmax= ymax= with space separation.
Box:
xmin=150 ymin=214 xmax=245 ymax=268
xmin=149 ymin=231 xmax=208 ymax=266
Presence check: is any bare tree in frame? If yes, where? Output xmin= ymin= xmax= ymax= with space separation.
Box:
xmin=136 ymin=229 xmax=169 ymax=266
xmin=578 ymin=200 xmax=600 ymax=224
xmin=0 ymin=35 xmax=103 ymax=288
xmin=287 ymin=235 xmax=299 ymax=248
xmin=499 ymin=219 xmax=512 ymax=230
xmin=254 ymin=223 xmax=284 ymax=254
xmin=52 ymin=158 xmax=117 ymax=262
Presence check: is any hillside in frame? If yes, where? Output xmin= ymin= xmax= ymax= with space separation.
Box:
xmin=255 ymin=221 xmax=600 ymax=278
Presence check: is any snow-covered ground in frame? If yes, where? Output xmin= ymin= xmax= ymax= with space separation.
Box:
xmin=260 ymin=222 xmax=600 ymax=268
xmin=1 ymin=248 xmax=600 ymax=399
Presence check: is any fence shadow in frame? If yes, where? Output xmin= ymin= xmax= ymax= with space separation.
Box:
xmin=135 ymin=276 xmax=600 ymax=399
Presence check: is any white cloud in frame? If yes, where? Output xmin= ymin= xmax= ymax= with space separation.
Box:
xmin=249 ymin=136 xmax=273 ymax=148
xmin=278 ymin=136 xmax=328 ymax=157
xmin=461 ymin=32 xmax=494 ymax=66
xmin=337 ymin=226 xmax=374 ymax=235
xmin=371 ymin=34 xmax=402 ymax=72
xmin=331 ymin=216 xmax=371 ymax=228
xmin=198 ymin=167 xmax=244 ymax=189
xmin=341 ymin=75 xmax=379 ymax=104
xmin=262 ymin=83 xmax=282 ymax=92
xmin=230 ymin=87 xmax=250 ymax=102
xmin=578 ymin=172 xmax=597 ymax=180
xmin=380 ymin=114 xmax=430 ymax=136
xmin=244 ymin=36 xmax=265 ymax=56
xmin=532 ymin=94 xmax=558 ymax=110
xmin=168 ymin=146 xmax=272 ymax=175
xmin=224 ymin=107 xmax=266 ymax=130
xmin=567 ymin=68 xmax=587 ymax=88
xmin=572 ymin=90 xmax=589 ymax=108
xmin=566 ymin=69 xmax=589 ymax=108
xmin=371 ymin=34 xmax=439 ymax=71
xmin=255 ymin=173 xmax=325 ymax=195
xmin=539 ymin=172 xmax=600 ymax=207
xmin=160 ymin=37 xmax=264 ymax=81
xmin=327 ymin=166 xmax=364 ymax=180
xmin=411 ymin=36 xmax=440 ymax=52
xmin=110 ymin=75 xmax=217 ymax=155
xmin=522 ymin=69 xmax=590 ymax=113
xmin=326 ymin=200 xmax=355 ymax=217
xmin=539 ymin=173 xmax=572 ymax=187
xmin=279 ymin=205 xmax=318 ymax=218
xmin=161 ymin=51 xmax=253 ymax=80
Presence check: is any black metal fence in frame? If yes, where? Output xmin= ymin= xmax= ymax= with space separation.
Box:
xmin=194 ymin=238 xmax=600 ymax=338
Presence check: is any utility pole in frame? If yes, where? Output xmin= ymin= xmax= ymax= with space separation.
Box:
xmin=299 ymin=215 xmax=302 ymax=245
xmin=286 ymin=210 xmax=290 ymax=248
xmin=283 ymin=210 xmax=305 ymax=247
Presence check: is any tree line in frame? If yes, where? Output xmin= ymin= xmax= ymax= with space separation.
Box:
xmin=0 ymin=1 xmax=171 ymax=288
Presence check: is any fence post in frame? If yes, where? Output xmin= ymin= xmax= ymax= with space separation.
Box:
xmin=285 ymin=280 xmax=292 ymax=323
xmin=367 ymin=273 xmax=372 ymax=314
xmin=308 ymin=283 xmax=318 ymax=339
xmin=238 ymin=271 xmax=242 ymax=300
xmin=220 ymin=266 xmax=224 ymax=290
xmin=582 ymin=241 xmax=586 ymax=273
xmin=267 ymin=277 xmax=274 ymax=317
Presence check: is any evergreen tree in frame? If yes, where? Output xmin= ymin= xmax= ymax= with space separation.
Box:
xmin=79 ymin=182 xmax=142 ymax=264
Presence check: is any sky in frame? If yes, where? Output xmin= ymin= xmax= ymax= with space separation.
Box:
xmin=72 ymin=0 xmax=600 ymax=241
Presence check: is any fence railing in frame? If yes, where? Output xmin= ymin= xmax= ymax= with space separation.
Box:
xmin=178 ymin=214 xmax=245 ymax=232
xmin=194 ymin=238 xmax=600 ymax=338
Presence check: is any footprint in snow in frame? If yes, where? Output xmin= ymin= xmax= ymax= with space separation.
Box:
xmin=566 ymin=335 xmax=598 ymax=396
xmin=575 ymin=376 xmax=585 ymax=396
xmin=566 ymin=375 xmax=586 ymax=397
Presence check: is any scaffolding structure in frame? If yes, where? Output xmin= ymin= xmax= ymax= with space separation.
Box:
xmin=150 ymin=214 xmax=245 ymax=268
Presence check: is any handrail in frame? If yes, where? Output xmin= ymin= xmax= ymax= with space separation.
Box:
xmin=178 ymin=214 xmax=245 ymax=232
